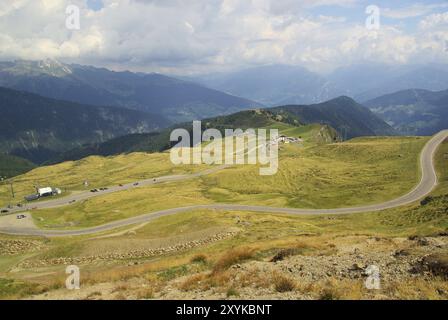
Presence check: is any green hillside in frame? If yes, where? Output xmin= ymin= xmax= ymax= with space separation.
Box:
xmin=0 ymin=87 xmax=168 ymax=164
xmin=0 ymin=154 xmax=35 ymax=178
xmin=49 ymin=96 xmax=392 ymax=163
xmin=365 ymin=88 xmax=448 ymax=135
xmin=270 ymin=96 xmax=397 ymax=139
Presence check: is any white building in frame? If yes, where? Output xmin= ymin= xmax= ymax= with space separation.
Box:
xmin=37 ymin=187 xmax=53 ymax=197
xmin=37 ymin=187 xmax=61 ymax=197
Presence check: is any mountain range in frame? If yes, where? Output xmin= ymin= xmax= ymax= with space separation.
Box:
xmin=0 ymin=58 xmax=444 ymax=171
xmin=187 ymin=63 xmax=448 ymax=106
xmin=270 ymin=96 xmax=396 ymax=139
xmin=184 ymin=65 xmax=332 ymax=106
xmin=0 ymin=59 xmax=262 ymax=123
xmin=50 ymin=96 xmax=394 ymax=163
xmin=0 ymin=86 xmax=168 ymax=163
xmin=365 ymin=88 xmax=448 ymax=136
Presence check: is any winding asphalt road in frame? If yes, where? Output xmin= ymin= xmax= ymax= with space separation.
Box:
xmin=1 ymin=130 xmax=447 ymax=237
xmin=0 ymin=164 xmax=231 ymax=213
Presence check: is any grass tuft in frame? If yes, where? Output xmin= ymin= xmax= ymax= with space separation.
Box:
xmin=272 ymin=273 xmax=296 ymax=293
xmin=213 ymin=248 xmax=255 ymax=273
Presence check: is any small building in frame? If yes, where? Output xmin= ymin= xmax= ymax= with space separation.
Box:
xmin=38 ymin=187 xmax=53 ymax=197
xmin=276 ymin=135 xmax=303 ymax=144
xmin=25 ymin=187 xmax=61 ymax=202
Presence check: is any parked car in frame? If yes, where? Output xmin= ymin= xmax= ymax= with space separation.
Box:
xmin=133 ymin=182 xmax=139 ymax=186
xmin=1 ymin=209 xmax=9 ymax=213
xmin=25 ymin=194 xmax=40 ymax=202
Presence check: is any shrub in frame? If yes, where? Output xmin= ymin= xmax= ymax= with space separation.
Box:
xmin=420 ymin=196 xmax=434 ymax=206
xmin=213 ymin=248 xmax=255 ymax=273
xmin=226 ymin=287 xmax=240 ymax=298
xmin=179 ymin=274 xmax=206 ymax=292
xmin=137 ymin=288 xmax=154 ymax=299
xmin=270 ymin=248 xmax=300 ymax=262
xmin=273 ymin=273 xmax=296 ymax=293
xmin=319 ymin=288 xmax=340 ymax=300
xmin=191 ymin=254 xmax=208 ymax=264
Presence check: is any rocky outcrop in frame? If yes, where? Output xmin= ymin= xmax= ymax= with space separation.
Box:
xmin=0 ymin=239 xmax=46 ymax=255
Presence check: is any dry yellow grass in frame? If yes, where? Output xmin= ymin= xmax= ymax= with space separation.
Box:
xmin=0 ymin=151 xmax=212 ymax=207
xmin=212 ymin=247 xmax=256 ymax=273
xmin=272 ymin=272 xmax=297 ymax=293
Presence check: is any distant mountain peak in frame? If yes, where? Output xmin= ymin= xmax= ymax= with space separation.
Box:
xmin=4 ymin=58 xmax=73 ymax=77
xmin=37 ymin=58 xmax=72 ymax=76
xmin=0 ymin=59 xmax=262 ymax=123
xmin=327 ymin=96 xmax=356 ymax=104
xmin=271 ymin=96 xmax=396 ymax=139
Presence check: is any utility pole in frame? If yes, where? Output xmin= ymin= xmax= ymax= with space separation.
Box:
xmin=10 ymin=181 xmax=15 ymax=199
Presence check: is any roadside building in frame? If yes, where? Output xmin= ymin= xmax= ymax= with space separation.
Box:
xmin=38 ymin=187 xmax=53 ymax=197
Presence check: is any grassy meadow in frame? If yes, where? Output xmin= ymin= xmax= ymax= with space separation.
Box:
xmin=27 ymin=134 xmax=428 ymax=229
xmin=0 ymin=152 xmax=212 ymax=207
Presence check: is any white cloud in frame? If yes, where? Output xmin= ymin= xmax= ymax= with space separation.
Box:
xmin=0 ymin=0 xmax=447 ymax=74
xmin=382 ymin=3 xmax=448 ymax=19
xmin=419 ymin=12 xmax=448 ymax=29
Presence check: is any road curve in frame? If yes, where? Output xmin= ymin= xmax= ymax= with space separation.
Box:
xmin=0 ymin=165 xmax=231 ymax=214
xmin=1 ymin=130 xmax=447 ymax=237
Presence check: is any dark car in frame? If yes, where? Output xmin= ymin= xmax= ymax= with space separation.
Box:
xmin=25 ymin=194 xmax=40 ymax=202
xmin=1 ymin=209 xmax=9 ymax=213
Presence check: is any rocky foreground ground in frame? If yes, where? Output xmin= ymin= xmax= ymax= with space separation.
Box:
xmin=29 ymin=234 xmax=448 ymax=300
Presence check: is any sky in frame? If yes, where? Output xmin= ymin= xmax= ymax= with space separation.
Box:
xmin=0 ymin=0 xmax=447 ymax=74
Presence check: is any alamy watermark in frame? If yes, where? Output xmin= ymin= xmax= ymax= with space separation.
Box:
xmin=365 ymin=265 xmax=381 ymax=290
xmin=365 ymin=4 xmax=380 ymax=42
xmin=170 ymin=121 xmax=279 ymax=176
xmin=66 ymin=265 xmax=80 ymax=290
xmin=365 ymin=5 xmax=381 ymax=31
xmin=66 ymin=4 xmax=81 ymax=30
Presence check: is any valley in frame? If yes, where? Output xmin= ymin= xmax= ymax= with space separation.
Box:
xmin=0 ymin=64 xmax=446 ymax=301
xmin=0 ymin=127 xmax=431 ymax=229
xmin=0 ymin=123 xmax=447 ymax=300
